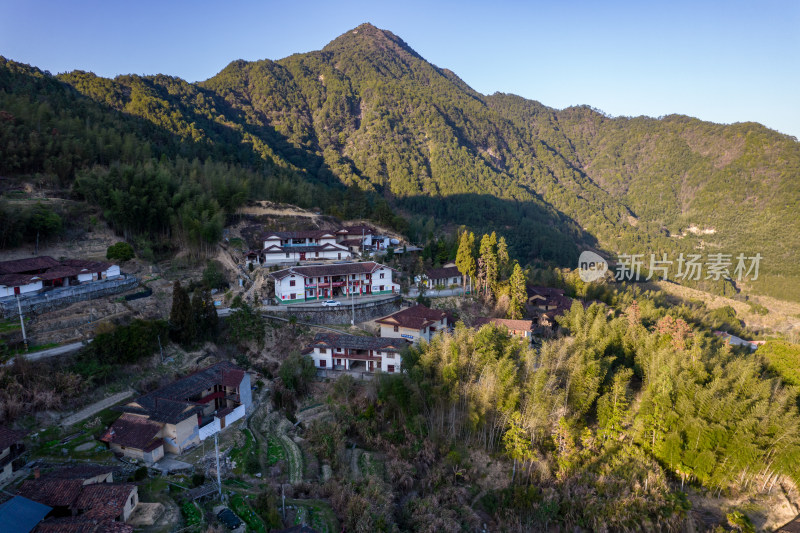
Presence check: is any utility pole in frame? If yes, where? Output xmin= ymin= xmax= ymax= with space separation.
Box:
xmin=16 ymin=294 xmax=28 ymax=352
xmin=214 ymin=433 xmax=222 ymax=499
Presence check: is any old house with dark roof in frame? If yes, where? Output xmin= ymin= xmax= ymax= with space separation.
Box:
xmin=0 ymin=256 xmax=121 ymax=299
xmin=0 ymin=425 xmax=27 ymax=482
xmin=101 ymin=362 xmax=251 ymax=463
xmin=418 ymin=264 xmax=464 ymax=289
xmin=473 ymin=318 xmax=534 ymax=343
xmin=376 ymin=305 xmax=451 ymax=343
xmin=15 ymin=464 xmax=137 ymax=527
xmin=306 ymin=333 xmax=409 ymax=373
xmin=269 ymin=261 xmax=398 ymax=304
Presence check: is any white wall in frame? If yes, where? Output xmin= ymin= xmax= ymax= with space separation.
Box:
xmin=0 ymin=280 xmax=43 ymax=298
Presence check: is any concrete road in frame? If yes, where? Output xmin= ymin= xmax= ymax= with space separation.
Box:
xmin=4 ymin=340 xmax=89 ymax=366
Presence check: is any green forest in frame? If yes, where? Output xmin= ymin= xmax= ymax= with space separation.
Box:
xmin=2 ymin=22 xmax=800 ymax=301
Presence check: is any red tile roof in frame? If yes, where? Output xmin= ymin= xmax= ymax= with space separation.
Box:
xmin=376 ymin=305 xmax=448 ymax=330
xmin=0 ymin=256 xmax=60 ymax=275
xmin=76 ymin=484 xmax=135 ymax=520
xmin=17 ymin=478 xmax=84 ymax=508
xmin=42 ymin=465 xmax=114 ymax=481
xmin=35 ymin=516 xmax=134 ymax=533
xmin=100 ymin=414 xmax=164 ymax=452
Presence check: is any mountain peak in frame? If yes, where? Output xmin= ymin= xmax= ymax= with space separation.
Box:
xmin=323 ymin=23 xmax=423 ymax=61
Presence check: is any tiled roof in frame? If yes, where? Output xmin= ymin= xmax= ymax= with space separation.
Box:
xmin=59 ymin=260 xmax=113 ymax=271
xmin=17 ymin=478 xmax=84 ymax=508
xmin=474 ymin=318 xmax=533 ymax=331
xmin=115 ymin=361 xmax=245 ymax=424
xmin=269 ymin=261 xmax=390 ymax=280
xmin=0 ymin=425 xmax=27 ymax=450
xmin=263 ymin=244 xmax=347 ymax=254
xmin=0 ymin=256 xmax=60 ymax=275
xmin=263 ymin=230 xmax=335 ymax=240
xmin=76 ymin=484 xmax=135 ymax=520
xmin=425 ymin=266 xmax=462 ymax=281
xmin=100 ymin=414 xmax=164 ymax=451
xmin=310 ymin=333 xmax=410 ymax=352
xmin=376 ymin=305 xmax=448 ymax=330
xmin=35 ymin=517 xmax=134 ymax=533
xmin=0 ymin=273 xmax=40 ymax=287
xmin=42 ymin=465 xmax=113 ymax=481
xmin=528 ymin=286 xmax=566 ymax=298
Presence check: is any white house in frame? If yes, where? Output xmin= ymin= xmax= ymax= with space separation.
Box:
xmin=269 ymin=261 xmax=398 ymax=304
xmin=305 ymin=333 xmax=409 ymax=373
xmin=417 ymin=265 xmax=463 ymax=289
xmin=0 ymin=257 xmax=121 ymax=299
xmin=376 ymin=305 xmax=451 ymax=343
xmin=251 ymin=231 xmax=353 ymax=266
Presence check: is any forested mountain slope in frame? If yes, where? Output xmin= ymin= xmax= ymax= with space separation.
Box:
xmin=2 ymin=23 xmax=798 ymax=299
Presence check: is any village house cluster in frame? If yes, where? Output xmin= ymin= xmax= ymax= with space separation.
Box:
xmin=100 ymin=362 xmax=252 ymax=464
xmin=246 ymin=225 xmax=399 ymax=267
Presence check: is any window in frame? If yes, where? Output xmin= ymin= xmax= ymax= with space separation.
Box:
xmin=388 ymin=365 xmax=395 ymax=373
xmin=286 ymin=252 xmax=290 ymax=258
xmin=380 ymin=273 xmax=385 ymax=279
xmin=393 ymin=325 xmax=399 ymax=332
xmin=380 ymin=285 xmax=384 ymax=291
xmin=319 ymin=360 xmax=326 ymax=367
xmin=386 ymin=352 xmax=394 ymax=359
xmin=290 ymin=293 xmax=296 ymax=300
xmin=289 ymin=280 xmax=296 ymax=287
xmin=315 ymin=252 xmax=319 ymax=257
xmin=338 ymin=253 xmax=341 ymax=259
xmin=319 ymin=348 xmax=327 ymax=354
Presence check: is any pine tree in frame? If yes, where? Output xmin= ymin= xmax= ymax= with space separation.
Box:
xmin=169 ymin=281 xmax=194 ymax=345
xmin=478 ymin=232 xmax=498 ymax=298
xmin=508 ymin=263 xmax=527 ymax=319
xmin=455 ymin=230 xmax=476 ymax=295
xmin=497 ymin=236 xmax=509 ymax=278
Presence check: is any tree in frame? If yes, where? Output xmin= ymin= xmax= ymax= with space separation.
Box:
xmin=502 ymin=411 xmax=532 ymax=481
xmin=497 ymin=236 xmax=509 ymax=277
xmin=106 ymin=241 xmax=134 ymax=261
xmin=169 ymin=281 xmax=194 ymax=345
xmin=455 ymin=230 xmax=476 ymax=295
xmin=508 ymin=263 xmax=527 ymax=320
xmin=478 ymin=232 xmax=498 ymax=298
xmin=279 ymin=352 xmax=317 ymax=394
xmin=191 ymin=289 xmax=218 ymax=341
xmin=202 ymin=260 xmax=227 ymax=289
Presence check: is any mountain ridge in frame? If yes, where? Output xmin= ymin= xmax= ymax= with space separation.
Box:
xmin=1 ymin=23 xmax=798 ymax=300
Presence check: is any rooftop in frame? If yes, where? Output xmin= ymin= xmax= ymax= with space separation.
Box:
xmin=76 ymin=484 xmax=136 ymax=520
xmin=310 ymin=333 xmax=410 ymax=352
xmin=263 ymin=230 xmax=335 ymax=240
xmin=0 ymin=256 xmax=60 ymax=275
xmin=269 ymin=261 xmax=392 ymax=280
xmin=376 ymin=305 xmax=449 ymax=330
xmin=425 ymin=265 xmax=462 ymax=281
xmin=35 ymin=516 xmax=133 ymax=533
xmin=115 ymin=361 xmax=246 ymax=424
xmin=100 ymin=414 xmax=164 ymax=451
xmin=0 ymin=496 xmax=51 ymax=533
xmin=17 ymin=478 xmax=85 ymax=508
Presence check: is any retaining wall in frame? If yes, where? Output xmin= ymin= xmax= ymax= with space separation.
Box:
xmin=0 ymin=276 xmax=139 ymax=318
xmin=264 ymin=295 xmax=401 ymax=325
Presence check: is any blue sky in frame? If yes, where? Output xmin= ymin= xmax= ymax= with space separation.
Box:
xmin=2 ymin=0 xmax=798 ymax=138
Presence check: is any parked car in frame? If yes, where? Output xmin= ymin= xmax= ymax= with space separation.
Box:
xmin=322 ymin=300 xmax=342 ymax=307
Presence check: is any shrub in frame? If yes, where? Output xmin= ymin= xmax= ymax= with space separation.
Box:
xmin=106 ymin=241 xmax=135 ymax=261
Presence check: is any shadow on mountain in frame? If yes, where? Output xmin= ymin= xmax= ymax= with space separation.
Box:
xmin=399 ymin=193 xmax=592 ymax=267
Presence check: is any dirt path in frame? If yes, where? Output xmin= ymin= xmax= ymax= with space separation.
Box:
xmin=60 ymin=389 xmax=135 ymax=428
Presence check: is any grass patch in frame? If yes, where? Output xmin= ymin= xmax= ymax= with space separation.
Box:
xmin=181 ymin=501 xmax=203 ymax=531
xmin=230 ymin=428 xmax=260 ymax=475
xmin=230 ymin=493 xmax=267 ymax=533
xmin=267 ymin=437 xmax=286 ymax=466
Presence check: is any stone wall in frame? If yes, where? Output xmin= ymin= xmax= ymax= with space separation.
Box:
xmin=264 ymin=295 xmax=400 ymax=325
